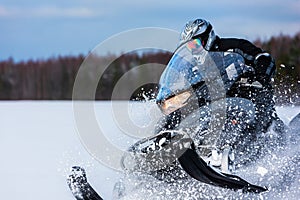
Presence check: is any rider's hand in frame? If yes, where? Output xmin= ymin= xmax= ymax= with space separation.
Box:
xmin=253 ymin=52 xmax=275 ymax=83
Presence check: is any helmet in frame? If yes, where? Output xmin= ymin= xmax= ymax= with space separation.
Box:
xmin=179 ymin=19 xmax=216 ymax=50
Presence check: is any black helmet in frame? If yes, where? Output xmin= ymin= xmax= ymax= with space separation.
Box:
xmin=179 ymin=19 xmax=216 ymax=50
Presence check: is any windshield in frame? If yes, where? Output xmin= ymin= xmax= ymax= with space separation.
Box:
xmin=156 ymin=38 xmax=247 ymax=103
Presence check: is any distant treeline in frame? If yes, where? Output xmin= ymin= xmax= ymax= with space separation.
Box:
xmin=0 ymin=52 xmax=171 ymax=100
xmin=1 ymin=32 xmax=300 ymax=104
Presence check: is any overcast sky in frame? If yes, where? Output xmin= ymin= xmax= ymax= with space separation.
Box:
xmin=1 ymin=0 xmax=300 ymax=61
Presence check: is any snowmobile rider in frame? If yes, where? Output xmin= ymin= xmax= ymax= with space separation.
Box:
xmin=156 ymin=18 xmax=283 ymax=136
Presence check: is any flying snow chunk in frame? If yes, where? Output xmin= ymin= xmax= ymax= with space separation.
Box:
xmin=257 ymin=166 xmax=268 ymax=176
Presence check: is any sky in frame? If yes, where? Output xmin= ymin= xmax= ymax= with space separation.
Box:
xmin=1 ymin=0 xmax=300 ymax=61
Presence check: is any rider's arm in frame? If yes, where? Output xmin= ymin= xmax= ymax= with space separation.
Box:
xmin=213 ymin=38 xmax=275 ymax=83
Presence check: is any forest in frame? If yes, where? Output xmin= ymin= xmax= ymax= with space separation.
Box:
xmin=1 ymin=32 xmax=299 ymax=105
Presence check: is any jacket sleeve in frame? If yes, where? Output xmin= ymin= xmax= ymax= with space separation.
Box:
xmin=216 ymin=38 xmax=262 ymax=64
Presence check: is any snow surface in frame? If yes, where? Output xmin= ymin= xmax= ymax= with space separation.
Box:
xmin=0 ymin=101 xmax=299 ymax=200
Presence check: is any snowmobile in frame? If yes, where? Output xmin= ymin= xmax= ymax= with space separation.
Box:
xmin=67 ymin=38 xmax=300 ymax=199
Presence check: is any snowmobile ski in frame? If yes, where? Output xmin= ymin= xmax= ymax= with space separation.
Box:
xmin=67 ymin=166 xmax=103 ymax=200
xmin=178 ymin=148 xmax=268 ymax=193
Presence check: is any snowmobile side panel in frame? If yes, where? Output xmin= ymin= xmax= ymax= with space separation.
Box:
xmin=289 ymin=112 xmax=300 ymax=128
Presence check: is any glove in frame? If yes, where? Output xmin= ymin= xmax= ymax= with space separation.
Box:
xmin=253 ymin=52 xmax=275 ymax=83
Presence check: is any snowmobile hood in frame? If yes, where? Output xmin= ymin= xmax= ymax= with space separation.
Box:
xmin=156 ymin=38 xmax=249 ymax=114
